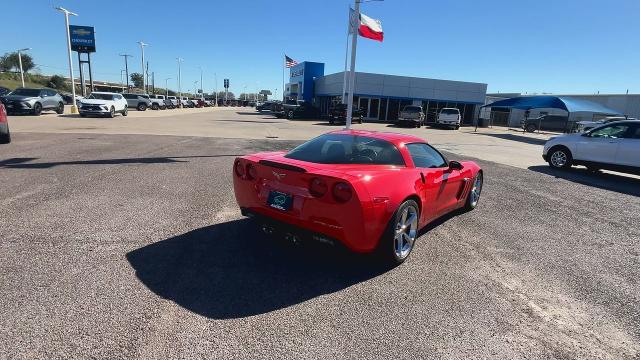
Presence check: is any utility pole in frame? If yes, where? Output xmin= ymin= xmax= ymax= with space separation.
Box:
xmin=120 ymin=70 xmax=126 ymax=92
xmin=137 ymin=41 xmax=148 ymax=91
xmin=119 ymin=54 xmax=132 ymax=91
xmin=176 ymin=57 xmax=183 ymax=107
xmin=17 ymin=48 xmax=31 ymax=88
xmin=55 ymin=7 xmax=79 ymax=114
xmin=198 ymin=66 xmax=204 ymax=99
xmin=214 ymin=73 xmax=218 ymax=106
xmin=151 ymin=71 xmax=155 ymax=95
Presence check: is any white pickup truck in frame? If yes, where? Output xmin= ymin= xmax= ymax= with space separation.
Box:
xmin=151 ymin=94 xmax=175 ymax=109
xmin=436 ymin=108 xmax=461 ymax=130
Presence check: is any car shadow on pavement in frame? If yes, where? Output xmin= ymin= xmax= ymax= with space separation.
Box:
xmin=470 ymin=132 xmax=548 ymax=146
xmin=529 ymin=166 xmax=640 ymax=197
xmin=126 ymin=218 xmax=388 ymax=319
xmin=0 ymin=155 xmax=241 ymax=169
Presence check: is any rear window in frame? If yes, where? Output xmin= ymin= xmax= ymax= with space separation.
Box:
xmin=403 ymin=106 xmax=422 ymax=113
xmin=285 ymin=134 xmax=405 ymax=166
xmin=440 ymin=108 xmax=460 ymax=115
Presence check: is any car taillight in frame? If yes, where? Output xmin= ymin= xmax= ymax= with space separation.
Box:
xmin=234 ymin=160 xmax=245 ymax=177
xmin=332 ymin=182 xmax=352 ymax=203
xmin=309 ymin=177 xmax=328 ymax=198
xmin=246 ymin=163 xmax=257 ymax=180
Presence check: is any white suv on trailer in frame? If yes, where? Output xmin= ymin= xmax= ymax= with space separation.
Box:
xmin=543 ymin=120 xmax=640 ymax=175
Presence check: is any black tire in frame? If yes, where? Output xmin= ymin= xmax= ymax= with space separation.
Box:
xmin=80 ymin=113 xmax=87 ymax=118
xmin=525 ymin=124 xmax=537 ymax=133
xmin=108 ymin=106 xmax=115 ymax=118
xmin=547 ymin=146 xmax=573 ymax=170
xmin=0 ymin=127 xmax=10 ymax=144
xmin=454 ymin=125 xmax=460 ymax=130
xmin=464 ymin=171 xmax=483 ymax=211
xmin=329 ymin=118 xmax=335 ymax=125
xmin=151 ymin=103 xmax=159 ymax=110
xmin=137 ymin=103 xmax=147 ymax=111
xmin=55 ymin=102 xmax=65 ymax=114
xmin=33 ymin=103 xmax=42 ymax=116
xmin=287 ymin=110 xmax=294 ymax=120
xmin=160 ymin=105 xmax=167 ymax=110
xmin=377 ymin=199 xmax=420 ymax=266
xmin=122 ymin=106 xmax=128 ymax=116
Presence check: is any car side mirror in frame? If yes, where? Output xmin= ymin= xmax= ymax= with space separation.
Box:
xmin=449 ymin=160 xmax=463 ymax=170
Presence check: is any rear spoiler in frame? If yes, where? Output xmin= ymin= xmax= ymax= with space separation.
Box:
xmin=258 ymin=160 xmax=307 ymax=173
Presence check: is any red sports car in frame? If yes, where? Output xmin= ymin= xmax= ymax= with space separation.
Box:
xmin=233 ymin=130 xmax=483 ymax=265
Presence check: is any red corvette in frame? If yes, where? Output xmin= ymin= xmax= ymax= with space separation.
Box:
xmin=233 ymin=130 xmax=483 ymax=265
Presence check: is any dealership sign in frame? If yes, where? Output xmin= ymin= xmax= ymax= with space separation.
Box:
xmin=69 ymin=25 xmax=96 ymax=53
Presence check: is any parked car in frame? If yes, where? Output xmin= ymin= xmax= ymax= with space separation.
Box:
xmin=0 ymin=87 xmax=11 ymax=97
xmin=328 ymin=103 xmax=365 ymax=124
xmin=522 ymin=114 xmax=574 ymax=133
xmin=278 ymin=100 xmax=320 ymax=119
xmin=78 ymin=92 xmax=128 ymax=118
xmin=195 ymin=98 xmax=206 ymax=108
xmin=1 ymin=88 xmax=65 ymax=115
xmin=122 ymin=93 xmax=153 ymax=111
xmin=60 ymin=92 xmax=83 ymax=106
xmin=142 ymin=94 xmax=166 ymax=110
xmin=256 ymin=101 xmax=275 ymax=112
xmin=398 ymin=105 xmax=425 ymax=127
xmin=435 ymin=108 xmax=461 ymax=129
xmin=233 ymin=130 xmax=483 ymax=265
xmin=167 ymin=96 xmax=180 ymax=108
xmin=0 ymin=103 xmax=10 ymax=144
xmin=576 ymin=116 xmax=637 ymax=133
xmin=543 ymin=120 xmax=640 ymax=174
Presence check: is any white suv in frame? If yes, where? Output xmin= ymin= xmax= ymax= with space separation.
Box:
xmin=78 ymin=92 xmax=128 ymax=118
xmin=543 ymin=120 xmax=640 ymax=174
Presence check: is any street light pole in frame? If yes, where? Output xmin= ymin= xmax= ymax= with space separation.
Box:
xmin=17 ymin=48 xmax=31 ymax=88
xmin=214 ymin=73 xmax=218 ymax=106
xmin=119 ymin=54 xmax=132 ymax=91
xmin=137 ymin=41 xmax=148 ymax=91
xmin=120 ymin=70 xmax=126 ymax=92
xmin=55 ymin=6 xmax=78 ymax=114
xmin=176 ymin=57 xmax=183 ymax=108
xmin=164 ymin=77 xmax=171 ymax=98
xmin=198 ymin=66 xmax=204 ymax=99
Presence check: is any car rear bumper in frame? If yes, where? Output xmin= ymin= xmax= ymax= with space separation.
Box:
xmin=233 ymin=172 xmax=379 ymax=253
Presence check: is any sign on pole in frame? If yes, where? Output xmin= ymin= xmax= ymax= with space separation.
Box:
xmin=69 ymin=25 xmax=96 ymax=53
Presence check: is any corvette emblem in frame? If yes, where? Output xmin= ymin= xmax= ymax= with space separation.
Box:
xmin=272 ymin=171 xmax=286 ymax=180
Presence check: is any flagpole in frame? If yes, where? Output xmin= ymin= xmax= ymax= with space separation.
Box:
xmin=341 ymin=6 xmax=351 ymax=104
xmin=345 ymin=0 xmax=360 ymax=129
xmin=282 ymin=53 xmax=285 ymax=101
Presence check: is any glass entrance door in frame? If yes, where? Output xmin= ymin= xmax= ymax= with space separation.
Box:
xmin=358 ymin=97 xmax=381 ymax=121
xmin=359 ymin=98 xmax=370 ymax=118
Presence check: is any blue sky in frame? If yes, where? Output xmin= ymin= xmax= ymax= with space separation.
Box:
xmin=2 ymin=0 xmax=638 ymax=95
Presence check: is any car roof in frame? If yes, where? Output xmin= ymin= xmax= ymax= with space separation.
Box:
xmin=91 ymin=92 xmax=117 ymax=95
xmin=328 ymin=129 xmax=427 ymax=145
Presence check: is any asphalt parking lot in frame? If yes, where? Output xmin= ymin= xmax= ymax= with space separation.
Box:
xmin=1 ymin=110 xmax=639 ymax=359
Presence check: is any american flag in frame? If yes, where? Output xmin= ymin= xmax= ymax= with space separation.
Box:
xmin=285 ymin=55 xmax=298 ymax=68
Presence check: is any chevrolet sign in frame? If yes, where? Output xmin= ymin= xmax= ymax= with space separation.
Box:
xmin=69 ymin=25 xmax=96 ymax=53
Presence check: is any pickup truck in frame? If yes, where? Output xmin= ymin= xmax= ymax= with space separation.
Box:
xmin=151 ymin=94 xmax=175 ymax=109
xmin=275 ymin=100 xmax=320 ymax=119
xmin=167 ymin=96 xmax=180 ymax=108
xmin=398 ymin=105 xmax=425 ymax=127
xmin=328 ymin=103 xmax=365 ymax=124
xmin=436 ymin=107 xmax=461 ymax=129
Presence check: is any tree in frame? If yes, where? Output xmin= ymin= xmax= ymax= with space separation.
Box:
xmin=0 ymin=52 xmax=35 ymax=73
xmin=216 ymin=90 xmax=235 ymax=100
xmin=130 ymin=73 xmax=144 ymax=88
xmin=48 ymin=75 xmax=66 ymax=90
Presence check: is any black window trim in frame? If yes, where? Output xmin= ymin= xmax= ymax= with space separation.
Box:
xmin=406 ymin=142 xmax=449 ymax=169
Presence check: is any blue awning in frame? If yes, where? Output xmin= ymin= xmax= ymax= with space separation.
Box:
xmin=482 ymin=96 xmax=621 ymax=115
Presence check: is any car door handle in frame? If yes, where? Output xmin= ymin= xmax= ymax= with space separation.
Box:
xmin=420 ymin=172 xmax=425 ymax=184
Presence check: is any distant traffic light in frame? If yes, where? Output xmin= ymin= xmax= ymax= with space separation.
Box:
xmin=224 ymin=79 xmax=229 ymax=88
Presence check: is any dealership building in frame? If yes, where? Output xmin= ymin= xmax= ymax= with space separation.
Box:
xmin=284 ymin=61 xmax=488 ymax=124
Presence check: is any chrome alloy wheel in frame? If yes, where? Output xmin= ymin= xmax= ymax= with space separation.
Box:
xmin=394 ymin=205 xmax=418 ymax=260
xmin=470 ymin=172 xmax=483 ymax=207
xmin=550 ymin=150 xmax=568 ymax=168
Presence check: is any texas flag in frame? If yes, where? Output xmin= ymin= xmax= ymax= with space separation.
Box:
xmin=350 ymin=9 xmax=384 ymax=42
